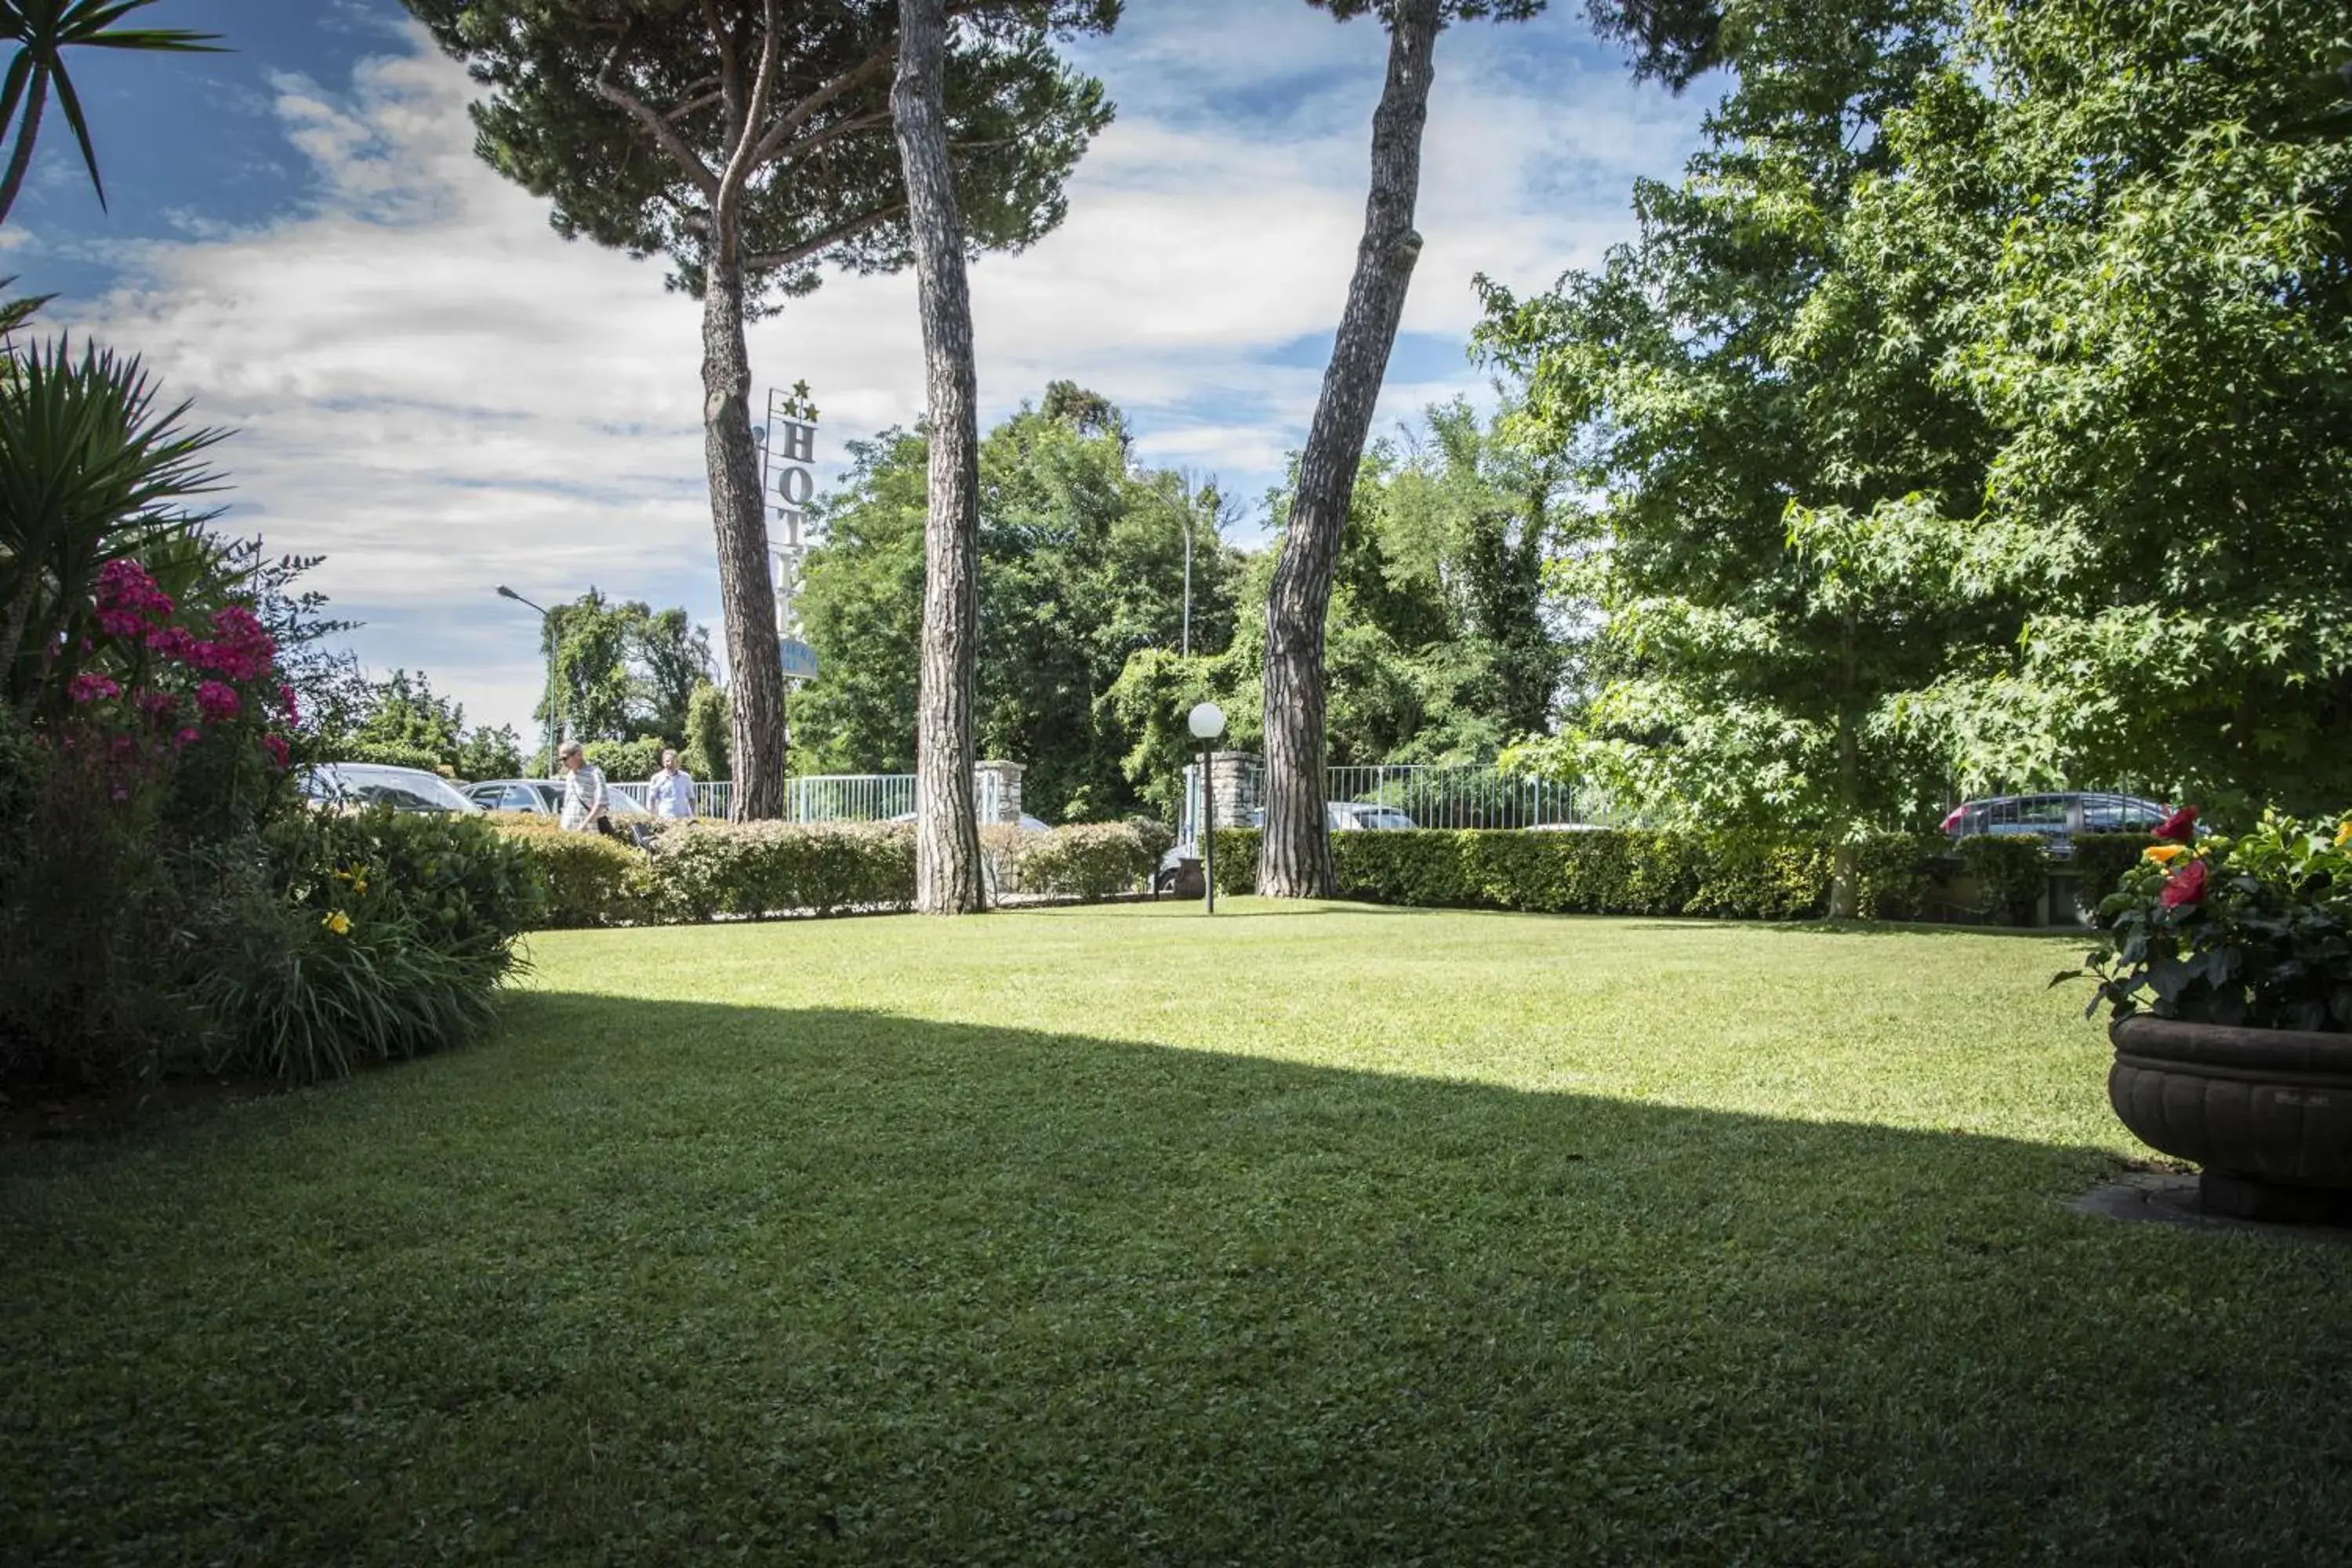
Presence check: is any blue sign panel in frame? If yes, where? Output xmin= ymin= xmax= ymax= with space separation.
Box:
xmin=779 ymin=637 xmax=820 ymax=681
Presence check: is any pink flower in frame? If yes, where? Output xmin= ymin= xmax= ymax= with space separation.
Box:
xmin=190 ymin=605 xmax=274 ymax=681
xmin=195 ymin=681 xmax=241 ymax=723
xmin=134 ymin=688 xmax=178 ymax=723
xmin=95 ymin=608 xmax=147 ymax=639
xmin=172 ymin=726 xmax=201 ymax=750
xmin=67 ymin=673 xmax=120 ymax=704
xmin=278 ymin=684 xmax=299 ymax=722
xmin=260 ymin=733 xmax=290 ymax=770
xmin=94 ymin=560 xmax=173 ymax=622
xmin=2160 ymin=858 xmax=2209 ymax=909
xmin=144 ymin=626 xmax=197 ymax=662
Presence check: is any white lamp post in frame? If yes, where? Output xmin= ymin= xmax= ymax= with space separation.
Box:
xmin=1189 ymin=701 xmax=1227 ymax=913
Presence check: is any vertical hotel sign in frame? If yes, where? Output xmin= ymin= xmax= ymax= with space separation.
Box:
xmin=764 ymin=382 xmax=822 ymax=681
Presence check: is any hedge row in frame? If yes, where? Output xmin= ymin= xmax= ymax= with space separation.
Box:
xmin=1206 ymin=826 xmax=2086 ymax=924
xmin=492 ymin=815 xmax=1171 ymax=927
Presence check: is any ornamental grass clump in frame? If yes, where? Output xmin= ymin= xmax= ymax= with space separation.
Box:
xmin=2067 ymin=808 xmax=2352 ymax=1033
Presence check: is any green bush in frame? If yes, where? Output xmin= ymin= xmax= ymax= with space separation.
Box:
xmin=585 ymin=737 xmax=668 ymax=784
xmin=1956 ymin=837 xmax=2052 ymax=926
xmin=2070 ymin=833 xmax=2159 ymax=918
xmin=195 ymin=808 xmax=543 ymax=1083
xmin=1209 ymin=827 xmax=1261 ymax=897
xmin=1016 ymin=822 xmax=1157 ymax=902
xmin=488 ymin=815 xmax=648 ymax=927
xmin=1849 ymin=833 xmax=1950 ymax=920
xmin=643 ymin=821 xmax=914 ymax=921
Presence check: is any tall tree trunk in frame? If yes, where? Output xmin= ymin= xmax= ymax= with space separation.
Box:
xmin=893 ymin=0 xmax=985 ymax=913
xmin=1259 ymin=0 xmax=1440 ymax=898
xmin=701 ymin=256 xmax=788 ymax=821
xmin=0 ymin=66 xmax=51 ymax=231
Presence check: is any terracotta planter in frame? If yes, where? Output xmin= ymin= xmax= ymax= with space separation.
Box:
xmin=2108 ymin=1014 xmax=2352 ymax=1214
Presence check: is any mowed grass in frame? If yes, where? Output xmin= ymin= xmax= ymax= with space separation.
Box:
xmin=8 ymin=902 xmax=2352 ymax=1565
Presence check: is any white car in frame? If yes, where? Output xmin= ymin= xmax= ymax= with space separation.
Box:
xmin=300 ymin=763 xmax=483 ymax=815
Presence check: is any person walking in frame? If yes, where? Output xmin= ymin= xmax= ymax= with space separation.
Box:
xmin=557 ymin=741 xmax=612 ymax=835
xmin=647 ymin=749 xmax=697 ymax=822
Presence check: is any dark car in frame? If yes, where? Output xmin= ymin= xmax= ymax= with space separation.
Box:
xmin=1939 ymin=792 xmax=2175 ymax=858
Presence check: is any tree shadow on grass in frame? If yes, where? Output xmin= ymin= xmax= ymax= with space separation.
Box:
xmin=5 ymin=996 xmax=2352 ymax=1566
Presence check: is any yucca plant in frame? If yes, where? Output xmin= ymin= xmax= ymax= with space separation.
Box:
xmin=0 ymin=333 xmax=227 ymax=713
xmin=0 ymin=0 xmax=223 ymax=227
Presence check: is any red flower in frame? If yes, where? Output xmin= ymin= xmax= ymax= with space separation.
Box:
xmin=2160 ymin=858 xmax=2209 ymax=909
xmin=260 ymin=733 xmax=290 ymax=770
xmin=66 ymin=673 xmax=120 ymax=704
xmin=2154 ymin=804 xmax=2199 ymax=842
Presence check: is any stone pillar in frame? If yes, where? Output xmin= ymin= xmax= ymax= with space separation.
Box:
xmin=974 ymin=760 xmax=1024 ymax=826
xmin=1208 ymin=750 xmax=1261 ymax=829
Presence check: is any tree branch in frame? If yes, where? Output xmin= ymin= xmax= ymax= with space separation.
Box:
xmin=720 ymin=0 xmax=789 ymax=212
xmin=594 ymin=42 xmax=722 ymax=201
xmin=702 ymin=0 xmax=746 ymax=147
xmin=775 ymin=108 xmax=893 ymax=169
xmin=742 ymin=202 xmax=906 ymax=273
xmin=746 ymin=38 xmax=899 ymax=170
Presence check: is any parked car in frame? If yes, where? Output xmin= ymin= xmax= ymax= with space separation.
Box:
xmin=1939 ymin=791 xmax=2176 ymax=859
xmin=464 ymin=778 xmax=655 ymax=822
xmin=300 ymin=762 xmax=483 ymax=815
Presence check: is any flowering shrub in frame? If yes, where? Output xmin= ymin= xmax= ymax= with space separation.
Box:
xmin=193 ymin=809 xmax=544 ymax=1083
xmin=2070 ymin=812 xmax=2352 ymax=1033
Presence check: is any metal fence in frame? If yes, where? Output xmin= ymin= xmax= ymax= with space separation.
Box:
xmin=610 ymin=771 xmax=1002 ymax=825
xmin=1178 ymin=761 xmax=1597 ymax=846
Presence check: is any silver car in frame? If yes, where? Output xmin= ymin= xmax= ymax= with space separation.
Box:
xmin=300 ymin=763 xmax=484 ymax=815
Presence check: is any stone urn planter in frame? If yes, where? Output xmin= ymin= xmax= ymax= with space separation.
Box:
xmin=2109 ymin=1014 xmax=2352 ymax=1221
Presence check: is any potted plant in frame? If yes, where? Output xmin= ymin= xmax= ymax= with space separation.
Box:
xmin=2067 ymin=808 xmax=2352 ymax=1220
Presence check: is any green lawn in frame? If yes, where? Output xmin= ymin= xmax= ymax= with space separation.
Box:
xmin=7 ymin=902 xmax=2352 ymax=1564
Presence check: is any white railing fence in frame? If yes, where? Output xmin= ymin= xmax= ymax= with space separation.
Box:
xmin=610 ymin=771 xmax=1003 ymax=825
xmin=1177 ymin=761 xmax=1598 ymax=848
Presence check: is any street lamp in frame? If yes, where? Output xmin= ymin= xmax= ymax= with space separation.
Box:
xmin=496 ymin=585 xmax=561 ymax=771
xmin=1189 ymin=700 xmax=1226 ymax=913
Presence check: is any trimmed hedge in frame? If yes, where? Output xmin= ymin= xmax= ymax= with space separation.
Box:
xmin=1014 ymin=821 xmax=1162 ymax=902
xmin=486 ymin=813 xmax=646 ymax=927
xmin=644 ymin=820 xmax=915 ymax=921
xmin=1200 ymin=826 xmax=2053 ymax=925
xmin=2069 ymin=833 xmax=2159 ymax=917
xmin=1955 ymin=837 xmax=2052 ymax=926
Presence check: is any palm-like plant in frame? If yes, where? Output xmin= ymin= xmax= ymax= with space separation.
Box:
xmin=0 ymin=334 xmax=227 ymax=714
xmin=0 ymin=0 xmax=223 ymax=229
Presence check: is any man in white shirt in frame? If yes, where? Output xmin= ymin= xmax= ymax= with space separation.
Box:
xmin=557 ymin=741 xmax=609 ymax=833
xmin=647 ymin=750 xmax=696 ymax=821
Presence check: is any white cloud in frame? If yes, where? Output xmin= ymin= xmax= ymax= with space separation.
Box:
xmin=53 ymin=0 xmax=1705 ymax=738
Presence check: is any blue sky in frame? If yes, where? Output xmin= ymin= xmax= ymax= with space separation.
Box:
xmin=11 ymin=0 xmax=1712 ymax=739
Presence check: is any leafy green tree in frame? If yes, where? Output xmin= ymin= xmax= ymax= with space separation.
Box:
xmin=0 ymin=0 xmax=223 ymax=227
xmin=1840 ymin=0 xmax=2352 ymax=818
xmin=793 ymin=390 xmax=1238 ymax=821
xmin=1475 ymin=0 xmax=1987 ymax=867
xmin=627 ymin=605 xmax=713 ymax=742
xmin=341 ymin=667 xmax=524 ymax=778
xmin=540 ymin=587 xmax=640 ymax=750
xmin=683 ymin=678 xmax=730 ymax=780
xmin=404 ymin=0 xmax=1116 ymax=821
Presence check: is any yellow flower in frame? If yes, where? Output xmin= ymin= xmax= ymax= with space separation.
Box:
xmin=2336 ymin=819 xmax=2351 ymax=848
xmin=2143 ymin=844 xmax=2187 ymax=864
xmin=321 ymin=910 xmax=351 ymax=936
xmin=353 ymin=879 xmax=368 ymax=895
